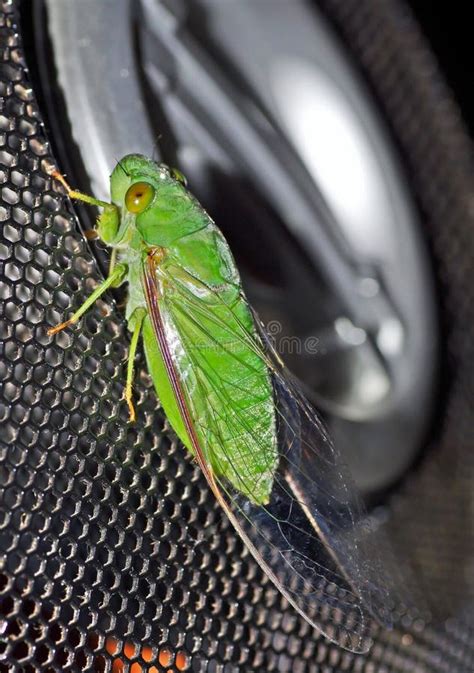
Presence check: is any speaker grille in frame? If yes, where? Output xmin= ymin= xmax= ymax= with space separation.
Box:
xmin=1 ymin=1 xmax=473 ymax=671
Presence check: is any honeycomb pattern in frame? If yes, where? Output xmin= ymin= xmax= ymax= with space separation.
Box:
xmin=1 ymin=0 xmax=474 ymax=672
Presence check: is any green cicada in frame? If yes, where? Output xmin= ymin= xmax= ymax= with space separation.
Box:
xmin=48 ymin=155 xmax=390 ymax=652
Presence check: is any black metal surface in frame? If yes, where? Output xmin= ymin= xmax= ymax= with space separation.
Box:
xmin=1 ymin=0 xmax=474 ymax=672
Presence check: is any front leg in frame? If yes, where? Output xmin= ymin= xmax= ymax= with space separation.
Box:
xmin=48 ymin=168 xmax=120 ymax=244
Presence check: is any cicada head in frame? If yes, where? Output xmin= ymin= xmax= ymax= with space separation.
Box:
xmin=108 ymin=154 xmax=205 ymax=248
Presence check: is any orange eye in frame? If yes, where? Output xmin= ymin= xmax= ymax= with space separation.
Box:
xmin=125 ymin=181 xmax=155 ymax=213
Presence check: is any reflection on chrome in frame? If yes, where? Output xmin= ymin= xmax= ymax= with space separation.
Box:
xmin=271 ymin=58 xmax=395 ymax=258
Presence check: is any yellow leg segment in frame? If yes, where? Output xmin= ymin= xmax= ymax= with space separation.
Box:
xmin=48 ymin=168 xmax=119 ymax=242
xmin=49 ymin=169 xmax=112 ymax=209
xmin=47 ymin=263 xmax=127 ymax=336
xmin=125 ymin=309 xmax=146 ymax=423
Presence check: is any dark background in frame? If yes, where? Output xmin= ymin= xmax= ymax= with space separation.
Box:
xmin=409 ymin=2 xmax=474 ymax=134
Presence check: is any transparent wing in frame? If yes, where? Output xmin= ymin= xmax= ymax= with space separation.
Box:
xmin=143 ymin=256 xmax=393 ymax=653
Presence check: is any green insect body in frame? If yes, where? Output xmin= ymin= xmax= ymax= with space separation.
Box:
xmin=48 ymin=154 xmax=391 ymax=653
xmin=123 ymin=158 xmax=277 ymax=504
xmin=55 ymin=154 xmax=278 ymax=505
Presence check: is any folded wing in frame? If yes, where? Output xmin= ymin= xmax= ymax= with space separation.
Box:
xmin=142 ymin=253 xmax=392 ymax=653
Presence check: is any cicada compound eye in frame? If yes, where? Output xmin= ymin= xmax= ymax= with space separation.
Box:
xmin=125 ymin=181 xmax=155 ymax=214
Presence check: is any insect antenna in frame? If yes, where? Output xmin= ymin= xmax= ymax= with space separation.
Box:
xmin=116 ymin=158 xmax=130 ymax=177
xmin=151 ymin=134 xmax=163 ymax=163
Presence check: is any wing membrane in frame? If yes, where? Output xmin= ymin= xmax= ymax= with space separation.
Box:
xmin=143 ymin=253 xmax=392 ymax=653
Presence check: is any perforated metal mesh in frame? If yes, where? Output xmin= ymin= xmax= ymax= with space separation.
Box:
xmin=1 ymin=1 xmax=474 ymax=671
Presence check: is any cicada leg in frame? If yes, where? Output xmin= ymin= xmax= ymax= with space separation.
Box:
xmin=125 ymin=308 xmax=147 ymax=422
xmin=48 ymin=167 xmax=120 ymax=245
xmin=47 ymin=263 xmax=127 ymax=336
